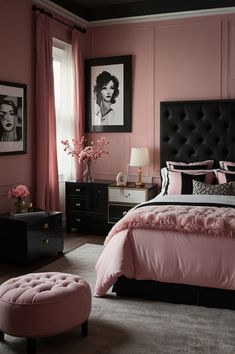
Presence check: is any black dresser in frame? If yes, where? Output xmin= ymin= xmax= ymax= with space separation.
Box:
xmin=0 ymin=211 xmax=63 ymax=265
xmin=66 ymin=180 xmax=111 ymax=235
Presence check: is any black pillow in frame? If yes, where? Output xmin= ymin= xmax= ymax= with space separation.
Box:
xmin=172 ymin=164 xmax=209 ymax=170
xmin=181 ymin=173 xmax=206 ymax=194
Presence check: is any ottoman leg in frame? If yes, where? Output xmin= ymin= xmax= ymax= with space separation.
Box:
xmin=81 ymin=320 xmax=88 ymax=337
xmin=0 ymin=330 xmax=4 ymax=341
xmin=27 ymin=337 xmax=36 ymax=354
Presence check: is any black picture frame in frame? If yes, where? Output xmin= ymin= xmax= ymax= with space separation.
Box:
xmin=0 ymin=80 xmax=27 ymax=155
xmin=85 ymin=55 xmax=132 ymax=132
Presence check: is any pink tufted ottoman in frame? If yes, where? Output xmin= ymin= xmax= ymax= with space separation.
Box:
xmin=0 ymin=272 xmax=92 ymax=354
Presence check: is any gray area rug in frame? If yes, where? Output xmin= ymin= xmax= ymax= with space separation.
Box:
xmin=0 ymin=243 xmax=234 ymax=354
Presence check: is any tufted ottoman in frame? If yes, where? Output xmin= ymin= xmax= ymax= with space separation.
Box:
xmin=0 ymin=272 xmax=92 ymax=354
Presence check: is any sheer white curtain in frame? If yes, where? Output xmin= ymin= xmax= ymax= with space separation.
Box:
xmin=53 ymin=38 xmax=76 ymax=213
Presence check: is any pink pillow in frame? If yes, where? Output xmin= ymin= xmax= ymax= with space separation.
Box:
xmin=215 ymin=169 xmax=235 ymax=183
xmin=167 ymin=170 xmax=215 ymax=195
xmin=219 ymin=161 xmax=235 ymax=171
xmin=166 ymin=160 xmax=214 ymax=170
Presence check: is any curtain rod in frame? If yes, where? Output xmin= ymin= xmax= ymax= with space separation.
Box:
xmin=32 ymin=4 xmax=86 ymax=34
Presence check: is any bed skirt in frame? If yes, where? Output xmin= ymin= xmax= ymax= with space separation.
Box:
xmin=112 ymin=276 xmax=235 ymax=310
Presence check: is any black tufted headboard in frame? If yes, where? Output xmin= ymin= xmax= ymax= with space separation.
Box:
xmin=160 ymin=99 xmax=235 ymax=169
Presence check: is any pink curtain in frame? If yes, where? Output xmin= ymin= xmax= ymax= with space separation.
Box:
xmin=72 ymin=29 xmax=84 ymax=180
xmin=35 ymin=13 xmax=60 ymax=211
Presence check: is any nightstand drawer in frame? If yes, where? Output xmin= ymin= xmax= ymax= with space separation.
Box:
xmin=108 ymin=203 xmax=134 ymax=223
xmin=109 ymin=187 xmax=146 ymax=204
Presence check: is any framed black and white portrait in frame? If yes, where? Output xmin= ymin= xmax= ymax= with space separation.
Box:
xmin=0 ymin=81 xmax=27 ymax=155
xmin=85 ymin=55 xmax=132 ymax=132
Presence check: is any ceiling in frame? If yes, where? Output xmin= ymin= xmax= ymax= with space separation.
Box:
xmin=49 ymin=0 xmax=235 ymax=22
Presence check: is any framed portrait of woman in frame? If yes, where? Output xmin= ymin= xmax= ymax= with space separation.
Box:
xmin=0 ymin=81 xmax=27 ymax=155
xmin=85 ymin=55 xmax=132 ymax=132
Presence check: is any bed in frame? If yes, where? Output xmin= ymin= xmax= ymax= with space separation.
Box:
xmin=95 ymin=99 xmax=235 ymax=309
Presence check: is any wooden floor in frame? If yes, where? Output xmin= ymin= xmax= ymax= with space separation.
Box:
xmin=0 ymin=231 xmax=105 ymax=284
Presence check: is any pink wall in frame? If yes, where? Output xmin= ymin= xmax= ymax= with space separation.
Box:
xmin=0 ymin=0 xmax=235 ymax=212
xmin=87 ymin=14 xmax=235 ymax=185
xmin=0 ymin=0 xmax=82 ymax=213
xmin=0 ymin=0 xmax=34 ymax=212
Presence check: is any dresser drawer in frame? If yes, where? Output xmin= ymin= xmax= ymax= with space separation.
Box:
xmin=109 ymin=187 xmax=146 ymax=204
xmin=66 ymin=182 xmax=107 ymax=199
xmin=67 ymin=196 xmax=107 ymax=213
xmin=26 ymin=233 xmax=63 ymax=263
xmin=67 ymin=212 xmax=110 ymax=234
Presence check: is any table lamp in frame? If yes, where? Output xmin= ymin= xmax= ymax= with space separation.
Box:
xmin=129 ymin=147 xmax=149 ymax=187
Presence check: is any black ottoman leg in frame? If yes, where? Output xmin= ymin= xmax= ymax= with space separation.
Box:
xmin=27 ymin=337 xmax=36 ymax=354
xmin=81 ymin=320 xmax=88 ymax=337
xmin=0 ymin=330 xmax=4 ymax=341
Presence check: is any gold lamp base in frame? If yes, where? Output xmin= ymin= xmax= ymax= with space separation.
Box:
xmin=135 ymin=167 xmax=145 ymax=188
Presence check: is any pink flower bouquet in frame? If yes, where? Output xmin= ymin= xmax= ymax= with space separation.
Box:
xmin=8 ymin=185 xmax=30 ymax=200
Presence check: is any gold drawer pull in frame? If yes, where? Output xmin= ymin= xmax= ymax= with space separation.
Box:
xmin=76 ymin=188 xmax=81 ymax=192
xmin=76 ymin=203 xmax=80 ymax=207
xmin=44 ymin=223 xmax=49 ymax=229
xmin=43 ymin=239 xmax=49 ymax=245
xmin=76 ymin=218 xmax=81 ymax=222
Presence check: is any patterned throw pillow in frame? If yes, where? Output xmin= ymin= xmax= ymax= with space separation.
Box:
xmin=192 ymin=180 xmax=234 ymax=196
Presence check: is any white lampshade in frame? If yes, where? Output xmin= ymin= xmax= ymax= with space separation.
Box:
xmin=129 ymin=147 xmax=149 ymax=167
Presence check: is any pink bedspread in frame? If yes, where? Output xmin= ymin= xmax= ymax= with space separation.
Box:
xmin=105 ymin=204 xmax=235 ymax=245
xmin=95 ymin=204 xmax=235 ymax=297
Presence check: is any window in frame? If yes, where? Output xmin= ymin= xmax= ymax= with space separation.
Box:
xmin=52 ymin=38 xmax=75 ymax=181
xmin=53 ymin=39 xmax=75 ymax=213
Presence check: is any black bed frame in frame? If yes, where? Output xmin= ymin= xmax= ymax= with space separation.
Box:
xmin=112 ymin=99 xmax=235 ymax=309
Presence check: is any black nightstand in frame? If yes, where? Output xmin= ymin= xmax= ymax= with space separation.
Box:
xmin=66 ymin=180 xmax=112 ymax=235
xmin=108 ymin=183 xmax=158 ymax=224
xmin=0 ymin=211 xmax=63 ymax=265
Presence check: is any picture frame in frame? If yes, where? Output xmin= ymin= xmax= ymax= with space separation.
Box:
xmin=0 ymin=80 xmax=27 ymax=155
xmin=85 ymin=55 xmax=132 ymax=132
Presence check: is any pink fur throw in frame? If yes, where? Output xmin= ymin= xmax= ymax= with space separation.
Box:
xmin=105 ymin=205 xmax=235 ymax=245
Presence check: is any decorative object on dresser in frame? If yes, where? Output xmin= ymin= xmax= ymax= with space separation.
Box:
xmin=66 ymin=180 xmax=112 ymax=234
xmin=116 ymin=172 xmax=127 ymax=186
xmin=0 ymin=211 xmax=63 ymax=265
xmin=129 ymin=147 xmax=149 ymax=187
xmin=108 ymin=183 xmax=157 ymax=224
xmin=61 ymin=136 xmax=109 ymax=182
xmin=8 ymin=184 xmax=30 ymax=214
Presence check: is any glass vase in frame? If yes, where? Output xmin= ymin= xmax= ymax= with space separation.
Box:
xmin=83 ymin=159 xmax=94 ymax=183
xmin=14 ymin=197 xmax=25 ymax=213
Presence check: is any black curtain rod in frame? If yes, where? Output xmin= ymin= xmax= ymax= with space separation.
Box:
xmin=32 ymin=4 xmax=86 ymax=34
